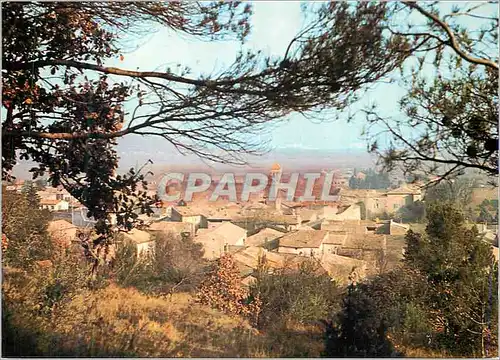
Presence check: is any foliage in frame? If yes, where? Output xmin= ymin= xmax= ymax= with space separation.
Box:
xmin=151 ymin=232 xmax=207 ymax=293
xmin=112 ymin=232 xmax=208 ymax=295
xmin=2 ymin=1 xmax=409 ymax=237
xmin=196 ymin=253 xmax=261 ymax=325
xmin=397 ymin=200 xmax=426 ymax=223
xmin=324 ymin=284 xmax=397 ymax=357
xmin=3 ymin=272 xmax=331 ymax=358
xmin=1 ymin=186 xmax=53 ymax=268
xmin=404 ymin=203 xmax=498 ymax=356
xmin=323 ymin=266 xmax=427 ymax=357
xmin=423 ymin=177 xmax=475 ymax=208
xmin=324 ymin=203 xmax=498 ymax=357
xmin=250 ymin=259 xmax=340 ymax=330
xmin=476 ymin=199 xmax=498 ymax=224
xmin=348 ymin=168 xmax=391 ymax=189
xmin=111 ymin=239 xmax=156 ymax=291
xmin=359 ymin=2 xmax=498 ymax=181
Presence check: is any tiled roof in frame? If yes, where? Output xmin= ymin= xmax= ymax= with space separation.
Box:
xmin=171 ymin=206 xmax=207 ymax=216
xmin=148 ymin=221 xmax=194 ymax=234
xmin=324 ymin=231 xmax=348 ymax=245
xmin=195 ymin=222 xmax=246 ymax=245
xmin=245 ymin=227 xmax=284 ymax=247
xmin=387 ymin=185 xmax=422 ymax=195
xmin=320 ymin=253 xmax=367 ymax=285
xmin=123 ymin=228 xmax=153 ymax=244
xmin=278 ymin=230 xmax=328 ymax=248
xmin=343 ymin=233 xmax=386 ymax=250
xmin=48 ymin=219 xmax=77 ymax=231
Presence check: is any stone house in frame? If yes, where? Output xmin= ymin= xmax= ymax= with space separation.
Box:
xmin=123 ymin=228 xmax=155 ymax=258
xmin=148 ymin=221 xmax=195 ymax=238
xmin=319 ymin=253 xmax=367 ymax=285
xmin=40 ymin=199 xmax=69 ymax=211
xmin=327 ymin=204 xmax=362 ymax=221
xmin=194 ymin=222 xmax=247 ymax=260
xmin=170 ymin=206 xmax=208 ymax=230
xmin=322 ymin=231 xmax=348 ymax=254
xmin=277 ymin=230 xmax=329 ymax=257
xmin=363 ymin=185 xmax=422 ymax=217
xmin=245 ymin=227 xmax=284 ymax=249
xmin=385 ymin=186 xmax=422 ymax=212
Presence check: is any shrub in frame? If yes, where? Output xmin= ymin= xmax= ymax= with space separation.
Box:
xmin=250 ymin=259 xmax=341 ymax=330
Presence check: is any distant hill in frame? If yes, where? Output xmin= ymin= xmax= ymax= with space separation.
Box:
xmin=11 ymin=135 xmax=377 ymax=180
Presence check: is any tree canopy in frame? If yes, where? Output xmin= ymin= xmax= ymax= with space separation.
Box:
xmin=359 ymin=1 xmax=498 ymax=181
xmin=2 ymin=1 xmax=407 ymax=237
xmin=325 ymin=203 xmax=498 ymax=357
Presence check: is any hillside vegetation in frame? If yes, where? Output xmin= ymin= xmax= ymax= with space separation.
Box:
xmin=2 ymin=268 xmax=324 ymax=357
xmin=2 ymin=186 xmax=498 ymax=358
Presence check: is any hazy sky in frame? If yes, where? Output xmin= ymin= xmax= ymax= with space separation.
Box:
xmin=110 ymin=1 xmax=402 ymax=155
xmin=108 ymin=1 xmax=493 ymax=158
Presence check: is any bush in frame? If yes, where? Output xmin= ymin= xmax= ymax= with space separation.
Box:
xmin=2 ymin=185 xmax=53 ymax=269
xmin=250 ymin=259 xmax=341 ymax=330
xmin=112 ymin=232 xmax=208 ymax=295
xmin=197 ymin=253 xmax=261 ymax=325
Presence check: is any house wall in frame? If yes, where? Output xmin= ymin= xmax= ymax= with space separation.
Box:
xmin=364 ymin=197 xmax=387 ymax=218
xmin=330 ymin=204 xmax=361 ymax=221
xmin=41 ymin=201 xmax=69 ymax=211
xmin=184 ymin=215 xmax=207 ymax=229
xmin=278 ymin=244 xmax=324 ymax=257
xmin=55 ymin=201 xmax=69 ymax=211
xmin=384 ymin=194 xmax=413 ymax=212
xmin=38 ymin=192 xmax=58 ymax=201
xmin=233 ymin=236 xmax=246 ymax=247
xmin=322 ymin=206 xmax=339 ymax=220
xmin=323 ymin=243 xmax=340 ymax=255
xmin=136 ymin=241 xmax=154 ymax=258
xmin=171 ymin=209 xmax=207 ymax=230
xmin=389 ymin=223 xmax=409 ymax=236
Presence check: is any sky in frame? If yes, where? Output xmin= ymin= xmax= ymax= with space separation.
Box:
xmin=11 ymin=1 xmax=496 ymax=178
xmin=103 ymin=1 xmax=495 ymax=170
xmin=110 ymin=1 xmax=402 ymax=155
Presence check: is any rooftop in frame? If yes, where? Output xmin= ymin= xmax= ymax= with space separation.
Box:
xmin=48 ymin=219 xmax=78 ymax=232
xmin=40 ymin=199 xmax=67 ymax=205
xmin=343 ymin=233 xmax=387 ymax=250
xmin=195 ymin=221 xmax=247 ymax=245
xmin=245 ymin=227 xmax=284 ymax=247
xmin=123 ymin=228 xmax=153 ymax=244
xmin=324 ymin=231 xmax=348 ymax=245
xmin=278 ymin=230 xmax=329 ymax=249
xmin=148 ymin=221 xmax=194 ymax=234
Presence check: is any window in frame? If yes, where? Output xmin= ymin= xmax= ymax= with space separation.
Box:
xmin=393 ymin=204 xmax=400 ymax=209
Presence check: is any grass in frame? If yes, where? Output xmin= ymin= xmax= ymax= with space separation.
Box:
xmin=2 ymin=270 xmax=325 ymax=357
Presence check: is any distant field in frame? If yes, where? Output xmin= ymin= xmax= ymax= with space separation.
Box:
xmin=470 ymin=187 xmax=498 ymax=208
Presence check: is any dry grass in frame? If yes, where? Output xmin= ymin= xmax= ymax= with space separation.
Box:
xmin=3 ymin=271 xmax=324 ymax=357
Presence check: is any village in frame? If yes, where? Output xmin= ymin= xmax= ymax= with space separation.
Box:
xmin=6 ymin=163 xmax=498 ymax=287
